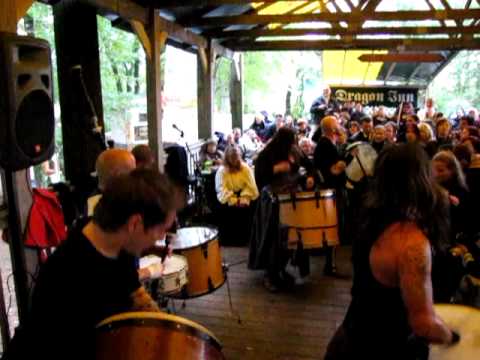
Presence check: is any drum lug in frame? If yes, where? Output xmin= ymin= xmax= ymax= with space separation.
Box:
xmin=201 ymin=243 xmax=208 ymax=259
xmin=208 ymin=277 xmax=214 ymax=292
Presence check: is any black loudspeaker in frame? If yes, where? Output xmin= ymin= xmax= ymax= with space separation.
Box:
xmin=0 ymin=32 xmax=55 ymax=171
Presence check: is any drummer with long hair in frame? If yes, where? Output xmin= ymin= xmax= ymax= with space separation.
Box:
xmin=325 ymin=144 xmax=460 ymax=360
xmin=250 ymin=127 xmax=315 ymax=292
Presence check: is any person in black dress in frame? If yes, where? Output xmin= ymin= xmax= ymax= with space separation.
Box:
xmin=325 ymin=144 xmax=459 ymax=360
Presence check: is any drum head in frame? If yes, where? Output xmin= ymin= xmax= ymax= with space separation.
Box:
xmin=162 ymin=255 xmax=188 ymax=275
xmin=139 ymin=255 xmax=161 ymax=269
xmin=169 ymin=227 xmax=218 ymax=250
xmin=345 ymin=142 xmax=377 ymax=183
xmin=430 ymin=304 xmax=480 ymax=360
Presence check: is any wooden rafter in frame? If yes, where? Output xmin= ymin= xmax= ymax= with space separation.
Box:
xmin=225 ymin=38 xmax=480 ymax=51
xmin=153 ymin=0 xmax=319 ymax=7
xmin=79 ymin=0 xmax=215 ymax=51
xmin=187 ymin=9 xmax=480 ymax=27
xmin=206 ymin=25 xmax=480 ymax=39
xmin=358 ymin=53 xmax=446 ymax=63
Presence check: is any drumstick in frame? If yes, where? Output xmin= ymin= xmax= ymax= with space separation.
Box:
xmin=161 ymin=237 xmax=170 ymax=264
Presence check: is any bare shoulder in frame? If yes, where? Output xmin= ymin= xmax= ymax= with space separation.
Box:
xmin=397 ymin=223 xmax=431 ymax=275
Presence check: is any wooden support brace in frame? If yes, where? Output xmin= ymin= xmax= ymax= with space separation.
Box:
xmin=146 ymin=9 xmax=168 ymax=171
xmin=130 ymin=19 xmax=152 ymax=60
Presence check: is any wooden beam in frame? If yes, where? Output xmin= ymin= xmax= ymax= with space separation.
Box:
xmin=129 ymin=19 xmax=152 ymax=60
xmin=80 ymin=0 xmax=207 ymax=48
xmin=146 ymin=10 xmax=168 ymax=171
xmin=15 ymin=0 xmax=36 ymax=22
xmin=153 ymin=0 xmax=317 ymax=7
xmin=208 ymin=25 xmax=480 ymax=38
xmin=188 ymin=9 xmax=480 ymax=26
xmin=226 ymin=38 xmax=480 ymax=51
xmin=80 ymin=0 xmax=148 ymax=24
xmin=0 ymin=0 xmax=17 ymax=31
xmin=230 ymin=53 xmax=243 ymax=129
xmin=197 ymin=43 xmax=216 ymax=139
xmin=156 ymin=15 xmax=207 ymax=49
xmin=358 ymin=53 xmax=446 ymax=63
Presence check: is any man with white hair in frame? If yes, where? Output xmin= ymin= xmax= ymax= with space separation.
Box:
xmin=314 ymin=115 xmax=346 ymax=276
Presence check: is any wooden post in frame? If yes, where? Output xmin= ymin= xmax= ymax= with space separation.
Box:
xmin=197 ymin=44 xmax=215 ymax=139
xmin=0 ymin=0 xmax=35 ymax=331
xmin=146 ymin=9 xmax=167 ymax=172
xmin=230 ymin=53 xmax=243 ymax=130
xmin=53 ymin=0 xmax=105 ymax=203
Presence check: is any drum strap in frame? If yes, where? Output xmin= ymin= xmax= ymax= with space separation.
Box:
xmin=288 ymin=225 xmax=337 ymax=231
xmin=355 ymin=153 xmax=368 ymax=178
xmin=290 ymin=191 xmax=297 ymax=210
xmin=314 ymin=191 xmax=320 ymax=208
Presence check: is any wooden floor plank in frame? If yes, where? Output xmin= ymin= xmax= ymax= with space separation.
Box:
xmin=169 ymin=245 xmax=353 ymax=359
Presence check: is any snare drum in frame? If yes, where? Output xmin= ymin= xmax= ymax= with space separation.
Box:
xmin=430 ymin=304 xmax=480 ymax=360
xmin=96 ymin=312 xmax=225 ymax=360
xmin=161 ymin=227 xmax=225 ymax=298
xmin=139 ymin=255 xmax=188 ymax=296
xmin=278 ymin=190 xmax=339 ymax=249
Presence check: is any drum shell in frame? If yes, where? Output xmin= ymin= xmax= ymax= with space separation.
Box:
xmin=96 ymin=312 xmax=225 ymax=360
xmin=173 ymin=227 xmax=225 ymax=298
xmin=278 ymin=191 xmax=339 ymax=249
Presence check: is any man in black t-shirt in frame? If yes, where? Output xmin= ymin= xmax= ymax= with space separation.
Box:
xmin=4 ymin=169 xmax=180 ymax=360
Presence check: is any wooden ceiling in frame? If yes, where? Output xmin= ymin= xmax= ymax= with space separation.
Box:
xmin=41 ymin=0 xmax=480 ymax=84
xmin=147 ymin=0 xmax=480 ymax=52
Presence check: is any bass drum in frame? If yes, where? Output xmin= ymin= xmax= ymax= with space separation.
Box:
xmin=96 ymin=312 xmax=225 ymax=360
xmin=430 ymin=304 xmax=480 ymax=360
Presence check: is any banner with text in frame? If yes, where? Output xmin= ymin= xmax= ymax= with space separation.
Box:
xmin=331 ymin=86 xmax=419 ymax=107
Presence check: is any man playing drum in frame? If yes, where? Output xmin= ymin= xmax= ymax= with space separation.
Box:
xmin=4 ymin=169 xmax=181 ymax=359
xmin=314 ymin=115 xmax=346 ymax=276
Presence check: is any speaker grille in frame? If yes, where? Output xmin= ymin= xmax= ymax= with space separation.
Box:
xmin=15 ymin=89 xmax=54 ymax=159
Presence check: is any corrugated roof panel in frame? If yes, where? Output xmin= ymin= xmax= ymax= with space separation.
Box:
xmin=323 ymin=50 xmax=387 ymax=84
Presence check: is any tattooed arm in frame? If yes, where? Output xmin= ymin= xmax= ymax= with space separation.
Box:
xmin=398 ymin=227 xmax=453 ymax=344
xmin=130 ymin=286 xmax=160 ymax=312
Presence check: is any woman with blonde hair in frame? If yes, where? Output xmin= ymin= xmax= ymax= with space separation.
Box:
xmin=215 ymin=145 xmax=259 ymax=245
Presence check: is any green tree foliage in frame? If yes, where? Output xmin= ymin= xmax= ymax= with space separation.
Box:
xmin=214 ymin=57 xmax=232 ymax=112
xmin=429 ymin=51 xmax=480 ymax=117
xmin=97 ymin=16 xmax=145 ymax=133
xmin=242 ymin=51 xmax=321 ymax=118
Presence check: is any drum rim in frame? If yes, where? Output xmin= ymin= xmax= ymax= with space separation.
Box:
xmin=277 ymin=190 xmax=336 ymax=201
xmin=434 ymin=303 xmax=480 ymax=313
xmin=96 ymin=311 xmax=223 ymax=351
xmin=171 ymin=226 xmax=219 ymax=251
xmin=172 ymin=276 xmax=226 ymax=299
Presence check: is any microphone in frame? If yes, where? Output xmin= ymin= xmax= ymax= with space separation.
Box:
xmin=172 ymin=124 xmax=184 ymax=138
